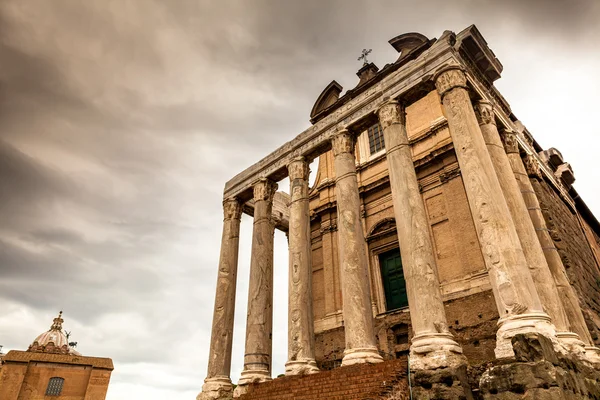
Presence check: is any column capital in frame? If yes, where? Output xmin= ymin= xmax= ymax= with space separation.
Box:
xmin=331 ymin=129 xmax=355 ymax=157
xmin=474 ymin=100 xmax=495 ymax=126
xmin=522 ymin=154 xmax=542 ymax=179
xmin=287 ymin=157 xmax=309 ymax=181
xmin=500 ymin=130 xmax=519 ymax=154
xmin=434 ymin=66 xmax=468 ymax=100
xmin=376 ymin=100 xmax=405 ymax=129
xmin=222 ymin=197 xmax=243 ymax=221
xmin=253 ymin=178 xmax=278 ymax=202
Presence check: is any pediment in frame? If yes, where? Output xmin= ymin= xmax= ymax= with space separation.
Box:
xmin=310 ymin=80 xmax=343 ymax=122
xmin=388 ymin=32 xmax=429 ymax=60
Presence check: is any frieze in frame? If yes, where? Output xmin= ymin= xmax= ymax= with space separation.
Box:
xmin=223 ymin=40 xmax=457 ymax=199
xmin=474 ymin=101 xmax=495 ymax=126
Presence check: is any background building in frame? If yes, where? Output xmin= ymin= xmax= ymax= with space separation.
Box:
xmin=0 ymin=312 xmax=113 ymax=400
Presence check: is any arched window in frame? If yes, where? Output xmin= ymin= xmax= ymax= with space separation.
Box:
xmin=46 ymin=377 xmax=64 ymax=396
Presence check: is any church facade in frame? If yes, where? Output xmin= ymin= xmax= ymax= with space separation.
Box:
xmin=199 ymin=25 xmax=600 ymax=399
xmin=0 ymin=312 xmax=113 ymax=400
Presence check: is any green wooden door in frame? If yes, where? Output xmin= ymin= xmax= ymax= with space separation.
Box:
xmin=379 ymin=248 xmax=408 ymax=310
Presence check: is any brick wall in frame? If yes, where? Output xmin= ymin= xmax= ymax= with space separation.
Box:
xmin=532 ymin=178 xmax=600 ymax=345
xmin=239 ymin=358 xmax=409 ymax=400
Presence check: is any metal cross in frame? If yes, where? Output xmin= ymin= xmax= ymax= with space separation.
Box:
xmin=358 ymin=48 xmax=372 ymax=66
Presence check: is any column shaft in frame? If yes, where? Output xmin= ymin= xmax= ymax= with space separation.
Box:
xmin=331 ymin=130 xmax=383 ymax=366
xmin=377 ymin=101 xmax=463 ymax=370
xmin=199 ymin=198 xmax=242 ymax=400
xmin=285 ymin=157 xmax=319 ymax=375
xmin=235 ymin=179 xmax=277 ymax=395
xmin=475 ymin=103 xmax=571 ymax=343
xmin=510 ymin=149 xmax=600 ymax=361
xmin=435 ymin=66 xmax=553 ymax=359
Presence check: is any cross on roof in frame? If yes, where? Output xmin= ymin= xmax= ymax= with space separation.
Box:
xmin=358 ymin=49 xmax=372 ymax=66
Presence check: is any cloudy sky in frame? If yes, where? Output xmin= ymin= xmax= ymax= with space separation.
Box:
xmin=0 ymin=0 xmax=599 ymax=398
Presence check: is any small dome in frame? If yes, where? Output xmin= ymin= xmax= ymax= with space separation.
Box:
xmin=28 ymin=311 xmax=81 ymax=355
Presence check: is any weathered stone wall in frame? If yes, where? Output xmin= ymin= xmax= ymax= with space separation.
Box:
xmin=315 ymin=291 xmax=499 ymax=369
xmin=532 ymin=178 xmax=600 ymax=345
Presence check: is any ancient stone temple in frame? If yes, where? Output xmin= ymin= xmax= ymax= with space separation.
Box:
xmin=0 ymin=312 xmax=114 ymax=400
xmin=198 ymin=25 xmax=600 ymax=399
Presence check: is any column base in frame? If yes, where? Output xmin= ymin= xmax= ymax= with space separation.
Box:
xmin=584 ymin=346 xmax=600 ymax=368
xmin=495 ymin=312 xmax=556 ymax=360
xmin=233 ymin=369 xmax=271 ymax=398
xmin=197 ymin=376 xmax=233 ymax=400
xmin=341 ymin=346 xmax=383 ymax=366
xmin=556 ymin=331 xmax=586 ymax=355
xmin=409 ymin=332 xmax=465 ymax=370
xmin=285 ymin=359 xmax=319 ymax=375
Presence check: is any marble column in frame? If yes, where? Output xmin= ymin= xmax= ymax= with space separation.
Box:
xmin=377 ymin=101 xmax=464 ymax=370
xmin=474 ymin=102 xmax=574 ymax=349
xmin=434 ymin=66 xmax=554 ymax=359
xmin=506 ymin=138 xmax=600 ymax=364
xmin=199 ymin=198 xmax=243 ymax=400
xmin=235 ymin=179 xmax=277 ymax=397
xmin=285 ymin=157 xmax=319 ymax=375
xmin=331 ymin=130 xmax=383 ymax=366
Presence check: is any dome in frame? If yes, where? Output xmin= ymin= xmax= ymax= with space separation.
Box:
xmin=28 ymin=311 xmax=81 ymax=356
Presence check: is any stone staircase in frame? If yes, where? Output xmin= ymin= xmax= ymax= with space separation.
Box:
xmin=239 ymin=358 xmax=409 ymax=400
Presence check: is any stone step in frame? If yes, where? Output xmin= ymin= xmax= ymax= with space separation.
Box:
xmin=239 ymin=358 xmax=409 ymax=400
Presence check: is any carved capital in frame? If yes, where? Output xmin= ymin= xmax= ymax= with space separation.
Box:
xmin=434 ymin=66 xmax=467 ymax=100
xmin=331 ymin=129 xmax=355 ymax=157
xmin=522 ymin=154 xmax=542 ymax=179
xmin=500 ymin=131 xmax=519 ymax=154
xmin=253 ymin=178 xmax=278 ymax=202
xmin=474 ymin=101 xmax=495 ymax=126
xmin=287 ymin=157 xmax=309 ymax=181
xmin=376 ymin=100 xmax=405 ymax=130
xmin=223 ymin=197 xmax=243 ymax=220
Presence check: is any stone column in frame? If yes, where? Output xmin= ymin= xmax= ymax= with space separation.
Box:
xmin=199 ymin=198 xmax=243 ymax=400
xmin=377 ymin=101 xmax=463 ymax=370
xmin=285 ymin=157 xmax=319 ymax=375
xmin=331 ymin=130 xmax=383 ymax=366
xmin=507 ymin=138 xmax=600 ymax=364
xmin=474 ymin=102 xmax=574 ymax=350
xmin=434 ymin=66 xmax=554 ymax=359
xmin=234 ymin=179 xmax=277 ymax=397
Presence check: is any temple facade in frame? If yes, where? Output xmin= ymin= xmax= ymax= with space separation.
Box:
xmin=199 ymin=25 xmax=600 ymax=399
xmin=0 ymin=312 xmax=113 ymax=400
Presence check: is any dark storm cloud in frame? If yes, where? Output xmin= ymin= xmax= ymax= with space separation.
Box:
xmin=0 ymin=1 xmax=598 ymax=399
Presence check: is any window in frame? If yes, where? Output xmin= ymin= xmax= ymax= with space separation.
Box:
xmin=46 ymin=377 xmax=64 ymax=396
xmin=367 ymin=123 xmax=385 ymax=155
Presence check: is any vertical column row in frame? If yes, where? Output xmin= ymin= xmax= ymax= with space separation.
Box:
xmin=200 ymin=198 xmax=243 ymax=400
xmin=474 ymin=102 xmax=575 ymax=349
xmin=434 ymin=66 xmax=554 ymax=359
xmin=234 ymin=178 xmax=278 ymax=397
xmin=285 ymin=157 xmax=319 ymax=375
xmin=504 ymin=134 xmax=600 ymax=364
xmin=377 ymin=101 xmax=464 ymax=370
xmin=331 ymin=130 xmax=384 ymax=366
